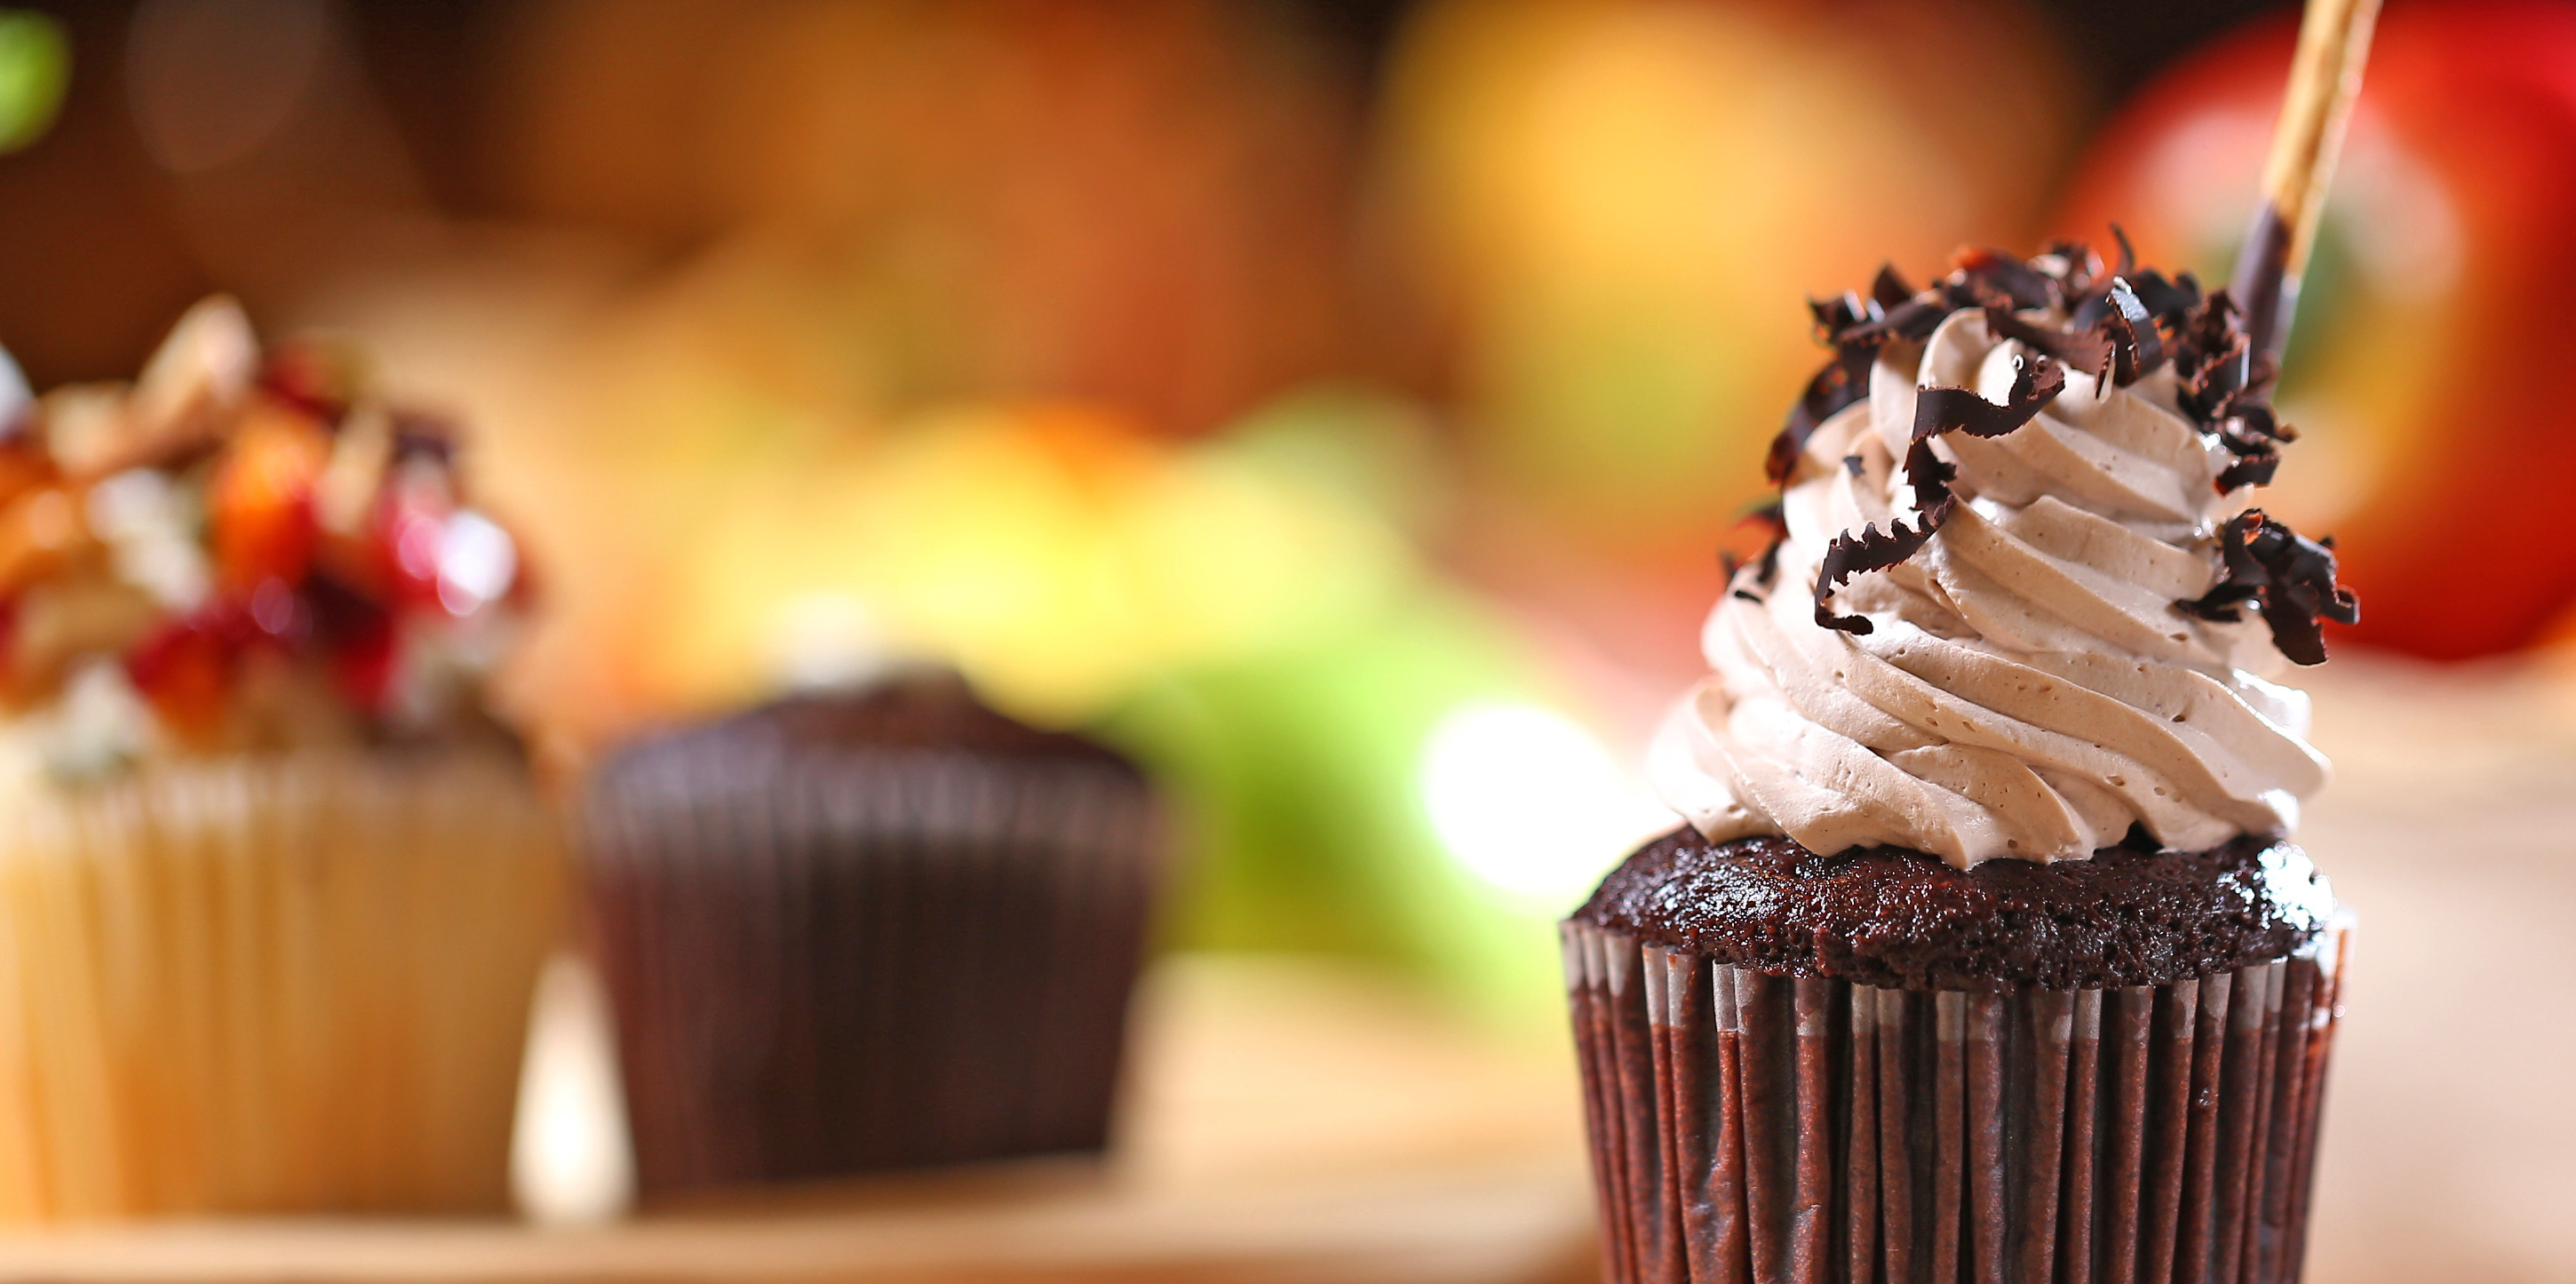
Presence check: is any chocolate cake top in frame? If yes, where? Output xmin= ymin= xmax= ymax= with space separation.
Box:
xmin=600 ymin=669 xmax=1139 ymax=784
xmin=1573 ymin=827 xmax=2334 ymax=991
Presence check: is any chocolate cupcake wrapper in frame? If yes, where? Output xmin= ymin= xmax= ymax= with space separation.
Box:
xmin=584 ymin=746 xmax=1162 ymax=1194
xmin=0 ymin=751 xmax=564 ymax=1220
xmin=1562 ymin=918 xmax=2349 ymax=1284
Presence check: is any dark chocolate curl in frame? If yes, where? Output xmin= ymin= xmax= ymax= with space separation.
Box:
xmin=1985 ymin=306 xmax=2113 ymax=387
xmin=1754 ymin=534 xmax=1785 ymax=589
xmin=2103 ymin=277 xmax=2167 ymax=385
xmin=2176 ymin=511 xmax=2359 ymax=665
xmin=1767 ymin=345 xmax=1875 ymax=485
xmin=1814 ymin=355 xmax=2063 ymax=634
xmin=2127 ymin=268 xmax=2204 ymax=325
xmin=1810 ymin=291 xmax=1879 ymax=342
xmin=1814 ymin=510 xmax=1942 ymax=634
xmin=2042 ymin=238 xmax=2105 ymax=298
xmin=1870 ymin=294 xmax=1959 ymax=345
xmin=2214 ymin=406 xmax=2290 ymax=491
xmin=1871 ymin=265 xmax=1916 ymax=311
xmin=1729 ymin=501 xmax=1788 ymax=591
xmin=2214 ymin=445 xmax=2282 ymax=492
xmin=2182 ymin=332 xmax=2254 ymax=422
xmin=2071 ymin=228 xmax=2197 ymax=333
xmin=1953 ymin=247 xmax=2058 ymax=311
xmin=1908 ymin=353 xmax=2066 ymax=443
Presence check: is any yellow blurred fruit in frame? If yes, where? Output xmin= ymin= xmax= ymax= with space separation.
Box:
xmin=640 ymin=399 xmax=1415 ymax=728
xmin=1379 ymin=0 xmax=2071 ymax=564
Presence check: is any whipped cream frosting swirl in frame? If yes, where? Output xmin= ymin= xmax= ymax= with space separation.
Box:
xmin=1650 ymin=307 xmax=2328 ymax=868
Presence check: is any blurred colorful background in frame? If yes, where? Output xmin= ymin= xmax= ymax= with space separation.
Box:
xmin=1 ymin=0 xmax=2573 ymax=1278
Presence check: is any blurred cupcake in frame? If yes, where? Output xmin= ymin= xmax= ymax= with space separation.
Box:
xmin=0 ymin=300 xmax=561 ymax=1218
xmin=580 ymin=670 xmax=1163 ymax=1195
xmin=1567 ymin=243 xmax=2354 ymax=1282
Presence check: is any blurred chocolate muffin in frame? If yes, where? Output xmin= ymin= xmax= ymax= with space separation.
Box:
xmin=581 ymin=671 xmax=1163 ymax=1193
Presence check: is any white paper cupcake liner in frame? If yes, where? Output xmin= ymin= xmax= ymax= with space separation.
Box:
xmin=0 ymin=749 xmax=564 ymax=1219
xmin=1562 ymin=916 xmax=2348 ymax=1284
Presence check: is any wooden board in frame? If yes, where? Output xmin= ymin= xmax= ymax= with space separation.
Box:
xmin=2288 ymin=660 xmax=2576 ymax=1284
xmin=0 ymin=957 xmax=1600 ymax=1284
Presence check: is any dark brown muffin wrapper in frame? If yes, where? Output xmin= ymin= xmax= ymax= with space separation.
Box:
xmin=1562 ymin=914 xmax=2348 ymax=1284
xmin=584 ymin=746 xmax=1162 ymax=1196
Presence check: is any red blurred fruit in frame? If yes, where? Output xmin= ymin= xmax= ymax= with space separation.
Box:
xmin=123 ymin=609 xmax=244 ymax=740
xmin=2060 ymin=1 xmax=2576 ymax=660
xmin=310 ymin=583 xmax=396 ymax=713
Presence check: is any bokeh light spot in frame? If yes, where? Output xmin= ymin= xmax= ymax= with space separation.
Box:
xmin=1419 ymin=700 xmax=1667 ymax=907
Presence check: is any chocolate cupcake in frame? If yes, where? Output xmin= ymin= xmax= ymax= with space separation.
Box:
xmin=1565 ymin=243 xmax=2356 ymax=1282
xmin=580 ymin=671 xmax=1163 ymax=1195
xmin=0 ymin=299 xmax=561 ymax=1217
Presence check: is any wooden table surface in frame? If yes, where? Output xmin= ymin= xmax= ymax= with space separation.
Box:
xmin=0 ymin=955 xmax=1599 ymax=1283
xmin=0 ymin=658 xmax=2565 ymax=1282
xmin=2289 ymin=659 xmax=2576 ymax=1284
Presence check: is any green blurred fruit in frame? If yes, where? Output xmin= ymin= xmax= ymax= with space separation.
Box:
xmin=0 ymin=10 xmax=68 ymax=155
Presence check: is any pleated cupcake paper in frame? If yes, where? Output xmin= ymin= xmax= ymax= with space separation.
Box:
xmin=1562 ymin=918 xmax=2349 ymax=1284
xmin=0 ymin=749 xmax=565 ymax=1219
xmin=584 ymin=737 xmax=1162 ymax=1195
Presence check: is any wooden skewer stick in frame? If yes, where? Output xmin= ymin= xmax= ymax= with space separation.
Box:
xmin=2230 ymin=0 xmax=2383 ymax=361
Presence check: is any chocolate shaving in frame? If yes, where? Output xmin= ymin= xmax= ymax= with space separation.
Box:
xmin=1871 ymin=265 xmax=1916 ymax=312
xmin=1909 ymin=354 xmax=2067 ymax=443
xmin=1810 ymin=291 xmax=1880 ymax=343
xmin=1767 ymin=344 xmax=1875 ymax=485
xmin=1814 ymin=508 xmax=1942 ymax=635
xmin=2212 ymin=403 xmax=2289 ymax=490
xmin=1984 ymin=306 xmax=2114 ymax=387
xmin=2070 ymin=228 xmax=2199 ymax=335
xmin=1812 ymin=354 xmax=2063 ymax=634
xmin=1719 ymin=501 xmax=1788 ymax=596
xmin=2101 ymin=278 xmax=2167 ymax=385
xmin=2032 ymin=277 xmax=2173 ymax=389
xmin=1753 ymin=534 xmax=1784 ymax=588
xmin=2175 ymin=511 xmax=2358 ymax=665
xmin=2041 ymin=239 xmax=2106 ymax=299
xmin=2123 ymin=268 xmax=2203 ymax=325
xmin=2165 ymin=288 xmax=2301 ymax=495
xmin=1953 ymin=247 xmax=2058 ymax=312
xmin=1767 ymin=257 xmax=1988 ymax=485
xmin=2215 ymin=448 xmax=2277 ymax=495
xmin=1746 ymin=502 xmax=1786 ymax=588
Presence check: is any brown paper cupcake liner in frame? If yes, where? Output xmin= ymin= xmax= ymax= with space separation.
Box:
xmin=584 ymin=746 xmax=1162 ymax=1195
xmin=1562 ymin=917 xmax=2348 ymax=1284
xmin=0 ymin=749 xmax=565 ymax=1220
